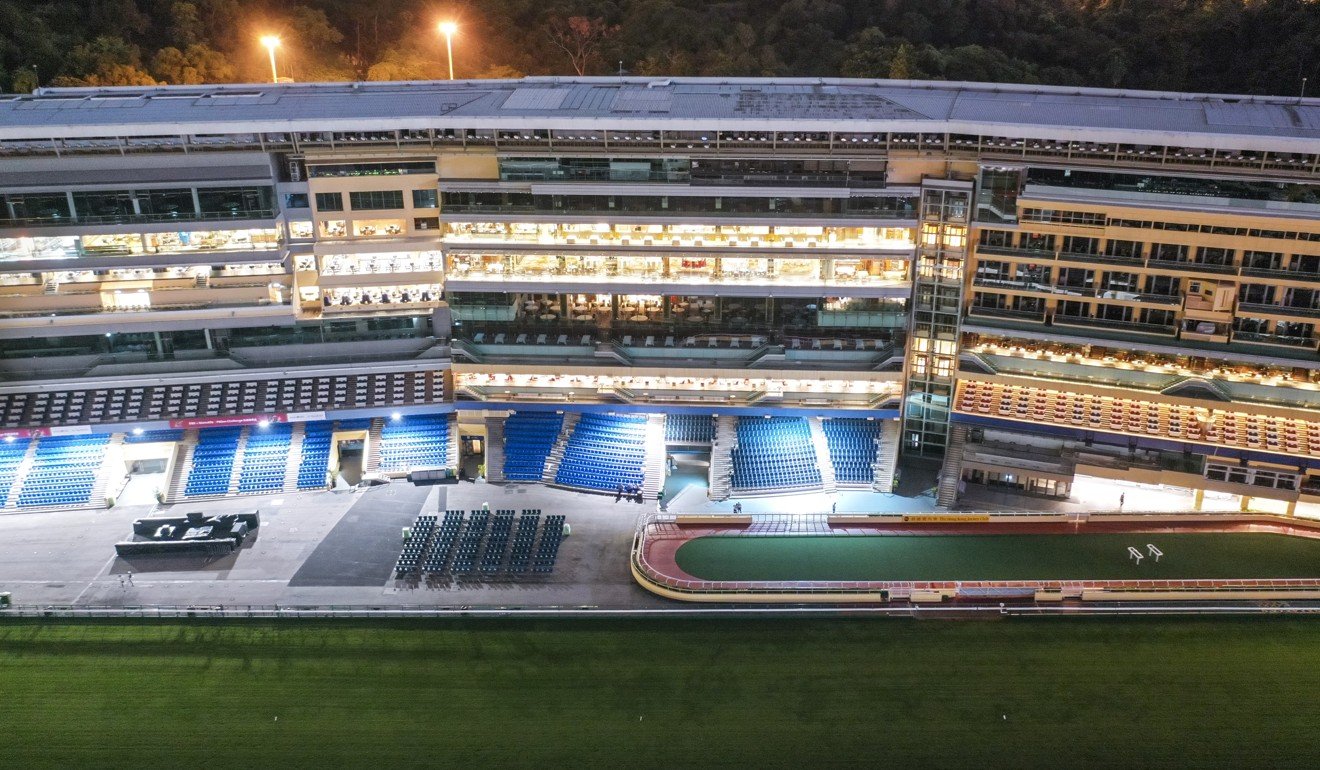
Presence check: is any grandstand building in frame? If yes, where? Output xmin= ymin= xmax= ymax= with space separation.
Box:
xmin=0 ymin=77 xmax=1318 ymax=513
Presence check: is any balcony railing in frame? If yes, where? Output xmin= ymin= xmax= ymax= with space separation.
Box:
xmin=1147 ymin=257 xmax=1238 ymax=275
xmin=1052 ymin=315 xmax=1177 ymax=336
xmin=1 ymin=209 xmax=278 ymax=228
xmin=1239 ymin=266 xmax=1320 ymax=280
xmin=439 ymin=204 xmax=913 ymax=220
xmin=1056 ymin=250 xmax=1145 ymax=267
xmin=1232 ymin=330 xmax=1319 ymax=348
xmin=966 ymin=305 xmax=1047 ymax=322
xmin=974 ymin=244 xmax=1054 ymax=260
xmin=1237 ymin=302 xmax=1320 ymax=320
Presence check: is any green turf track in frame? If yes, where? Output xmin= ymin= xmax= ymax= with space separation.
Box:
xmin=674 ymin=532 xmax=1320 ymax=582
xmin=3 ymin=618 xmax=1320 ymax=767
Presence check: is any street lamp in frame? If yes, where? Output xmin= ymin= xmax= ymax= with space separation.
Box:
xmin=260 ymin=35 xmax=281 ymax=84
xmin=438 ymin=22 xmax=458 ymax=80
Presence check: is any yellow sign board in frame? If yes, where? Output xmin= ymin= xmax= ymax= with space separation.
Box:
xmin=901 ymin=514 xmax=990 ymax=523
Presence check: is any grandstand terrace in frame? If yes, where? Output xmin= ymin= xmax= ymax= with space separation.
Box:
xmin=0 ymin=74 xmax=1317 ymax=530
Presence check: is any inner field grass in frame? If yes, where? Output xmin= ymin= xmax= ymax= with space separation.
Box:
xmin=3 ymin=619 xmax=1320 ymax=768
xmin=673 ymin=532 xmax=1320 ymax=582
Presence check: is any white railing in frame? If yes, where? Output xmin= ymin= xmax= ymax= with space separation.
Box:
xmin=630 ymin=510 xmax=1320 ymax=598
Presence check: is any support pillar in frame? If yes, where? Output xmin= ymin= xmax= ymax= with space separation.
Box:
xmin=1240 ymin=495 xmax=1252 ymax=512
xmin=1286 ymin=499 xmax=1297 ymax=518
xmin=1192 ymin=488 xmax=1205 ymax=512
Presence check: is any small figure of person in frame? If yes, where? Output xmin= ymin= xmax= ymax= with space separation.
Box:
xmin=1119 ymin=493 xmax=1126 ymax=511
xmin=616 ymin=483 xmax=623 ymax=502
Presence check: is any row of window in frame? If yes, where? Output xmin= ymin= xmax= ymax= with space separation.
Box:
xmin=1205 ymin=463 xmax=1299 ymax=491
xmin=306 ymin=161 xmax=436 ymax=178
xmin=1019 ymin=208 xmax=1107 ymax=227
xmin=1105 ymin=218 xmax=1320 ymax=243
xmin=314 ymin=189 xmax=437 ymax=212
xmin=439 ymin=192 xmax=917 ymax=217
xmin=3 ymin=187 xmax=274 ymax=223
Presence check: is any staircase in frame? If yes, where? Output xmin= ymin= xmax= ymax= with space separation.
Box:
xmin=935 ymin=425 xmax=968 ymax=508
xmin=2 ymin=439 xmax=39 ymax=508
xmin=873 ymin=419 xmax=901 ymax=493
xmin=484 ymin=414 xmax=506 ymax=482
xmin=541 ymin=412 xmax=579 ymax=483
xmin=225 ymin=427 xmax=251 ymax=495
xmin=164 ymin=429 xmax=199 ymax=503
xmin=91 ymin=434 xmax=126 ymax=506
xmin=282 ymin=422 xmax=306 ymax=492
xmin=446 ymin=414 xmax=461 ymax=469
xmin=642 ymin=414 xmax=667 ymax=501
xmin=364 ymin=418 xmax=384 ymax=474
xmin=807 ymin=417 xmax=838 ymax=495
xmin=709 ymin=416 xmax=736 ymax=501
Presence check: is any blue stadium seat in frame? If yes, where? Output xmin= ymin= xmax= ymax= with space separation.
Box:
xmin=554 ymin=413 xmax=647 ymax=493
xmin=237 ymin=422 xmax=293 ymax=493
xmin=823 ymin=418 xmax=882 ymax=485
xmin=15 ymin=434 xmax=112 ymax=507
xmin=124 ymin=429 xmax=184 ymax=444
xmin=184 ymin=426 xmax=242 ymax=497
xmin=378 ymin=414 xmax=449 ymax=473
xmin=0 ymin=437 xmax=34 ymax=503
xmin=665 ymin=414 xmax=714 ymax=443
xmin=502 ymin=411 xmax=563 ymax=481
xmin=297 ymin=421 xmax=334 ymax=490
xmin=730 ymin=416 xmax=822 ymax=492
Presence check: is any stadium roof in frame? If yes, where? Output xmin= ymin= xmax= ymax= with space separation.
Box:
xmin=1 ymin=77 xmax=1318 ymax=152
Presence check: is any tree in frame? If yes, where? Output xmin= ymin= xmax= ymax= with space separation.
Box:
xmin=51 ymin=36 xmax=157 ymax=86
xmin=10 ymin=66 xmax=38 ymax=93
xmin=477 ymin=64 xmax=526 ymax=80
xmin=51 ymin=63 xmax=157 ymax=87
xmin=545 ymin=16 xmax=618 ymax=76
xmin=151 ymin=44 xmax=236 ymax=84
xmin=166 ymin=1 xmax=203 ymax=48
xmin=889 ymin=43 xmax=916 ymax=80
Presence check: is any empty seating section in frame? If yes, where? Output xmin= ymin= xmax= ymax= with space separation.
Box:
xmin=124 ymin=429 xmax=183 ymax=444
xmin=422 ymin=510 xmax=464 ymax=571
xmin=453 ymin=510 xmax=488 ymax=574
xmin=16 ymin=434 xmax=111 ymax=507
xmin=0 ymin=437 xmax=31 ymax=503
xmin=393 ymin=509 xmax=561 ymax=577
xmin=502 ymin=411 xmax=563 ymax=481
xmin=481 ymin=511 xmax=514 ymax=573
xmin=237 ymin=423 xmax=292 ymax=494
xmin=184 ymin=427 xmax=242 ymax=497
xmin=954 ymin=380 xmax=1320 ymax=457
xmin=0 ymin=371 xmax=444 ymax=429
xmin=297 ymin=421 xmax=334 ymax=490
xmin=395 ymin=514 xmax=437 ymax=576
xmin=823 ymin=418 xmax=882 ymax=484
xmin=378 ymin=414 xmax=449 ymax=473
xmin=665 ymin=414 xmax=715 ymax=443
xmin=532 ymin=514 xmax=566 ymax=573
xmin=507 ymin=511 xmax=539 ymax=574
xmin=554 ymin=414 xmax=647 ymax=492
xmin=731 ymin=416 xmax=822 ymax=491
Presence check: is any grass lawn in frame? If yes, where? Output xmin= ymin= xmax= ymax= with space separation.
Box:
xmin=674 ymin=532 xmax=1320 ymax=582
xmin=2 ymin=618 xmax=1320 ymax=767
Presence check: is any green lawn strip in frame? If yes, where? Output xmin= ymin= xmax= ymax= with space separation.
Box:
xmin=0 ymin=618 xmax=1318 ymax=767
xmin=674 ymin=533 xmax=1320 ymax=582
